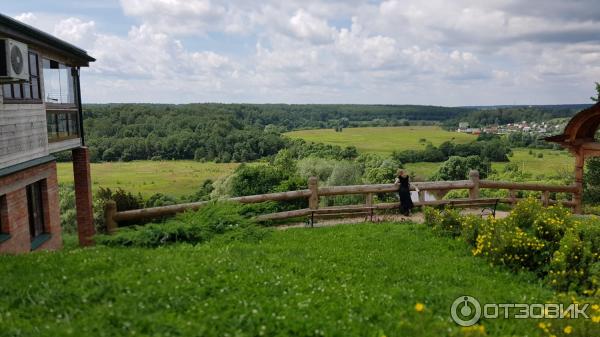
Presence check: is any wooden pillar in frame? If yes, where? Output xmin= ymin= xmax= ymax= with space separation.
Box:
xmin=469 ymin=170 xmax=480 ymax=199
xmin=308 ymin=177 xmax=319 ymax=210
xmin=104 ymin=200 xmax=117 ymax=234
xmin=365 ymin=193 xmax=373 ymax=207
xmin=573 ymin=150 xmax=584 ymax=214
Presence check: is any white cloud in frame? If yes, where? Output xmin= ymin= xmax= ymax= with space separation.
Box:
xmin=288 ymin=9 xmax=335 ymax=44
xmin=11 ymin=0 xmax=600 ymax=104
xmin=53 ymin=18 xmax=96 ymax=45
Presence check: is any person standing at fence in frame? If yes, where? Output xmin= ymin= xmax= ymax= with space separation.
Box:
xmin=395 ymin=169 xmax=416 ymax=216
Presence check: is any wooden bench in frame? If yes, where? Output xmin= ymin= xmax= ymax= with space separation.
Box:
xmin=305 ymin=198 xmax=502 ymax=226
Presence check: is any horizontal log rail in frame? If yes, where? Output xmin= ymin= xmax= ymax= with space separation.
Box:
xmin=104 ymin=170 xmax=580 ymax=232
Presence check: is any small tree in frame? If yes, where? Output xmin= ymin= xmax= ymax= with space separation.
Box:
xmin=591 ymin=81 xmax=600 ymax=102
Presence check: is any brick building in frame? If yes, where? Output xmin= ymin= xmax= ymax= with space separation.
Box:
xmin=0 ymin=14 xmax=95 ymax=253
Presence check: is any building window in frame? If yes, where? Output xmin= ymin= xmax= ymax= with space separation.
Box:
xmin=26 ymin=181 xmax=46 ymax=240
xmin=42 ymin=58 xmax=75 ymax=105
xmin=46 ymin=110 xmax=80 ymax=142
xmin=0 ymin=195 xmax=9 ymax=243
xmin=1 ymin=51 xmax=41 ymax=102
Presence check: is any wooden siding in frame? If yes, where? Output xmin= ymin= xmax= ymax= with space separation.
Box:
xmin=0 ymin=99 xmax=49 ymax=170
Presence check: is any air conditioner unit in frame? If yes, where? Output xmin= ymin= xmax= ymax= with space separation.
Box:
xmin=0 ymin=38 xmax=29 ymax=83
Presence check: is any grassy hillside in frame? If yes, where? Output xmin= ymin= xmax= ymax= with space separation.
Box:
xmin=57 ymin=161 xmax=238 ymax=197
xmin=285 ymin=126 xmax=476 ymax=155
xmin=0 ymin=223 xmax=553 ymax=336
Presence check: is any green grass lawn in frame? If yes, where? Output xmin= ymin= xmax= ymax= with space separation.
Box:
xmin=57 ymin=161 xmax=238 ymax=197
xmin=0 ymin=223 xmax=555 ymax=336
xmin=285 ymin=126 xmax=476 ymax=155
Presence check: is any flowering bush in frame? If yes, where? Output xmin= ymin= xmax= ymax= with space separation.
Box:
xmin=423 ymin=198 xmax=600 ymax=294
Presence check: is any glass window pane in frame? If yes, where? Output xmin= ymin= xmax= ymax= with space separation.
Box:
xmin=29 ymin=52 xmax=38 ymax=76
xmin=2 ymin=84 xmax=12 ymax=98
xmin=47 ymin=112 xmax=58 ymax=141
xmin=12 ymin=84 xmax=21 ymax=98
xmin=43 ymin=59 xmax=75 ymax=104
xmin=31 ymin=78 xmax=40 ymax=99
xmin=27 ymin=181 xmax=45 ymax=239
xmin=58 ymin=113 xmax=68 ymax=138
xmin=23 ymin=83 xmax=31 ymax=99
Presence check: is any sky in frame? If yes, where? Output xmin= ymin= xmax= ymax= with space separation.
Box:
xmin=4 ymin=0 xmax=600 ymax=105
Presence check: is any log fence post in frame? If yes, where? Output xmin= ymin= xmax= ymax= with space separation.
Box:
xmin=509 ymin=189 xmax=517 ymax=206
xmin=365 ymin=193 xmax=373 ymax=207
xmin=542 ymin=190 xmax=550 ymax=207
xmin=308 ymin=177 xmax=319 ymax=210
xmin=468 ymin=170 xmax=480 ymax=200
xmin=104 ymin=200 xmax=118 ymax=234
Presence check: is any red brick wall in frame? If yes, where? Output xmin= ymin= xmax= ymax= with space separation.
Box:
xmin=0 ymin=161 xmax=62 ymax=254
xmin=72 ymin=147 xmax=95 ymax=246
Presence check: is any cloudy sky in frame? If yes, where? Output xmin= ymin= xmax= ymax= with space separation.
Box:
xmin=5 ymin=0 xmax=600 ymax=105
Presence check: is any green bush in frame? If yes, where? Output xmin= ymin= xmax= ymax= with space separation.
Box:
xmin=97 ymin=201 xmax=268 ymax=247
xmin=58 ymin=184 xmax=77 ymax=234
xmin=423 ymin=199 xmax=600 ymax=294
xmin=423 ymin=206 xmax=462 ymax=238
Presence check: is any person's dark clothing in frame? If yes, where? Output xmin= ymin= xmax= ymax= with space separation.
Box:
xmin=397 ymin=176 xmax=413 ymax=216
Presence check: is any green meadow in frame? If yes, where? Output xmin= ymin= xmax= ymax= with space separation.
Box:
xmin=285 ymin=126 xmax=476 ymax=155
xmin=404 ymin=148 xmax=574 ymax=179
xmin=57 ymin=161 xmax=238 ymax=197
xmin=0 ymin=223 xmax=554 ymax=337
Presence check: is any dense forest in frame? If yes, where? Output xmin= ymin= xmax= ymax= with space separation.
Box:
xmin=80 ymin=104 xmax=471 ymax=162
xmin=77 ymin=103 xmax=586 ymax=163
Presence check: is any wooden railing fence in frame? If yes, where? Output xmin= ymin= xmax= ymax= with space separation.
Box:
xmin=104 ymin=170 xmax=578 ymax=232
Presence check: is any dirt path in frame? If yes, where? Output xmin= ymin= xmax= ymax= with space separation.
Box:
xmin=276 ymin=209 xmax=510 ymax=230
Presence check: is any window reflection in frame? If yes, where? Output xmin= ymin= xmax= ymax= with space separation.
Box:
xmin=42 ymin=59 xmax=75 ymax=104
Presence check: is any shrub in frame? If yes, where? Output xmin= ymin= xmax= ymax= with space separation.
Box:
xmin=58 ymin=184 xmax=77 ymax=234
xmin=423 ymin=207 xmax=462 ymax=238
xmin=424 ymin=198 xmax=600 ymax=294
xmin=97 ymin=201 xmax=268 ymax=247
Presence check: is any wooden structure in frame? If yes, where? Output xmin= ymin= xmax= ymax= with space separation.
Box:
xmin=546 ymin=102 xmax=600 ymax=213
xmin=104 ymin=170 xmax=577 ymax=229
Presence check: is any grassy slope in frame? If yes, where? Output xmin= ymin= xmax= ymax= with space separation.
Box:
xmin=0 ymin=223 xmax=553 ymax=336
xmin=285 ymin=126 xmax=476 ymax=155
xmin=57 ymin=161 xmax=238 ymax=197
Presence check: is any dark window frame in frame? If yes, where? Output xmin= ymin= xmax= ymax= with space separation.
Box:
xmin=46 ymin=109 xmax=80 ymax=143
xmin=0 ymin=195 xmax=9 ymax=243
xmin=27 ymin=181 xmax=46 ymax=240
xmin=2 ymin=51 xmax=42 ymax=104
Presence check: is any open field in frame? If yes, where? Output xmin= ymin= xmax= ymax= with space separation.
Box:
xmin=405 ymin=148 xmax=574 ymax=179
xmin=285 ymin=126 xmax=476 ymax=155
xmin=494 ymin=148 xmax=573 ymax=176
xmin=57 ymin=161 xmax=238 ymax=197
xmin=0 ymin=223 xmax=553 ymax=336
xmin=56 ymin=148 xmax=573 ymax=198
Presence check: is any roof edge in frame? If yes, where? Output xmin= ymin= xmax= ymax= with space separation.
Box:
xmin=0 ymin=13 xmax=95 ymax=64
